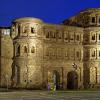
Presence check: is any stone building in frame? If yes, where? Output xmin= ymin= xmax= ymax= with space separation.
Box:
xmin=0 ymin=8 xmax=100 ymax=89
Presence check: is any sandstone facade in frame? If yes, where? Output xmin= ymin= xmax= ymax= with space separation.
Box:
xmin=0 ymin=8 xmax=100 ymax=89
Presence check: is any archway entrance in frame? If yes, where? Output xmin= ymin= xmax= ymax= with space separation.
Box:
xmin=47 ymin=70 xmax=60 ymax=90
xmin=67 ymin=71 xmax=78 ymax=89
xmin=53 ymin=70 xmax=60 ymax=89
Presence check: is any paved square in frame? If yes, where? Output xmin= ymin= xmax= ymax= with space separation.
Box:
xmin=0 ymin=90 xmax=100 ymax=100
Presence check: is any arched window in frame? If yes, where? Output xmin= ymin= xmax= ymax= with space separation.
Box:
xmin=92 ymin=34 xmax=95 ymax=40
xmin=92 ymin=50 xmax=96 ymax=57
xmin=31 ymin=27 xmax=35 ymax=33
xmin=64 ymin=32 xmax=68 ymax=40
xmin=31 ymin=46 xmax=35 ymax=53
xmin=18 ymin=25 xmax=21 ymax=34
xmin=76 ymin=35 xmax=79 ymax=41
xmin=70 ymin=34 xmax=74 ymax=40
xmin=16 ymin=45 xmax=20 ymax=56
xmin=24 ymin=46 xmax=27 ymax=53
xmin=92 ymin=17 xmax=96 ymax=23
xmin=46 ymin=32 xmax=50 ymax=38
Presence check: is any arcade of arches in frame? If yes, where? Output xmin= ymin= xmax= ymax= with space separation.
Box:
xmin=46 ymin=69 xmax=80 ymax=90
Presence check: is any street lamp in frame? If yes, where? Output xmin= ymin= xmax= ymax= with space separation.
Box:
xmin=72 ymin=63 xmax=82 ymax=82
xmin=72 ymin=62 xmax=78 ymax=70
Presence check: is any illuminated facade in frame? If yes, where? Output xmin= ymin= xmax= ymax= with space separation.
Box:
xmin=0 ymin=8 xmax=100 ymax=89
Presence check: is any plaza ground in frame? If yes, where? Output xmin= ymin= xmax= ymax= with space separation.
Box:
xmin=0 ymin=89 xmax=100 ymax=100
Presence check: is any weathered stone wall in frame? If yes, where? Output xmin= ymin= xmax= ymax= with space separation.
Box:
xmin=42 ymin=24 xmax=84 ymax=89
xmin=1 ymin=8 xmax=100 ymax=89
xmin=0 ymin=28 xmax=13 ymax=87
xmin=11 ymin=18 xmax=43 ymax=89
xmin=83 ymin=27 xmax=100 ymax=88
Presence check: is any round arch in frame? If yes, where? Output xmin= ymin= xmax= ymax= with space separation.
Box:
xmin=67 ymin=71 xmax=78 ymax=89
xmin=53 ymin=70 xmax=60 ymax=89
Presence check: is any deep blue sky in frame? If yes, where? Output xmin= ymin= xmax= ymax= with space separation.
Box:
xmin=0 ymin=0 xmax=100 ymax=26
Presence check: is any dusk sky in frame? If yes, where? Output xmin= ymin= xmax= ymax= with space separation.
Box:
xmin=0 ymin=0 xmax=100 ymax=26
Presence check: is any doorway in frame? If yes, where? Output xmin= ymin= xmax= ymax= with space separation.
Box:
xmin=67 ymin=71 xmax=78 ymax=89
xmin=53 ymin=70 xmax=60 ymax=89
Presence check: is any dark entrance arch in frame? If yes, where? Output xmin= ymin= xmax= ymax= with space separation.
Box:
xmin=67 ymin=71 xmax=78 ymax=89
xmin=53 ymin=70 xmax=60 ymax=89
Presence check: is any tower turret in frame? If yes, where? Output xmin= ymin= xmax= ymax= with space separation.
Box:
xmin=11 ymin=17 xmax=44 ymax=89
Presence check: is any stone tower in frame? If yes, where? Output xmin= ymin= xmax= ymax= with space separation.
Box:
xmin=82 ymin=9 xmax=100 ymax=88
xmin=63 ymin=8 xmax=100 ymax=88
xmin=11 ymin=17 xmax=44 ymax=89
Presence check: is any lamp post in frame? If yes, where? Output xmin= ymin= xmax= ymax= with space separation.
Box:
xmin=72 ymin=63 xmax=82 ymax=89
xmin=72 ymin=63 xmax=81 ymax=79
xmin=72 ymin=62 xmax=78 ymax=70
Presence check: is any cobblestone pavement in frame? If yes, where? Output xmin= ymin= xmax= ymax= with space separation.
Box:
xmin=0 ymin=90 xmax=100 ymax=100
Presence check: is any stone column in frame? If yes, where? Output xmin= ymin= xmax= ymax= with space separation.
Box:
xmin=62 ymin=67 xmax=67 ymax=90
